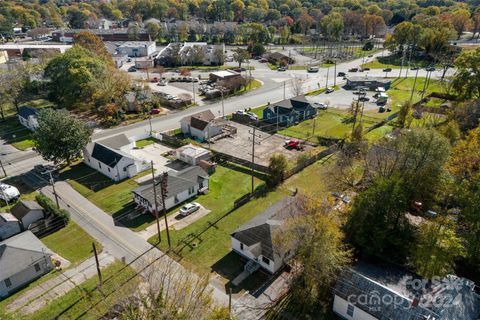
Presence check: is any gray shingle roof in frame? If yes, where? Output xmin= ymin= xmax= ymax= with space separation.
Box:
xmin=97 ymin=134 xmax=131 ymax=150
xmin=91 ymin=143 xmax=124 ymax=167
xmin=133 ymin=166 xmax=207 ymax=205
xmin=335 ymin=261 xmax=480 ymax=320
xmin=181 ymin=110 xmax=215 ymax=131
xmin=266 ymin=95 xmax=312 ymax=113
xmin=231 ymin=196 xmax=303 ymax=260
xmin=0 ymin=231 xmax=52 ymax=280
xmin=18 ymin=106 xmax=38 ymax=119
xmin=11 ymin=201 xmax=43 ymax=220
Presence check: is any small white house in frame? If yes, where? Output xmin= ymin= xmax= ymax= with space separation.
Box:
xmin=180 ymin=110 xmax=224 ymax=142
xmin=0 ymin=231 xmax=53 ymax=297
xmin=132 ymin=166 xmax=209 ymax=214
xmin=0 ymin=213 xmax=21 ymax=240
xmin=117 ymin=41 xmax=156 ymax=57
xmin=83 ymin=134 xmax=149 ymax=182
xmin=175 ymin=144 xmax=211 ymax=165
xmin=10 ymin=201 xmax=45 ymax=230
xmin=17 ymin=106 xmax=39 ymax=131
xmin=231 ymin=196 xmax=301 ymax=274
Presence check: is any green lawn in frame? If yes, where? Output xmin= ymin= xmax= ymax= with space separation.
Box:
xmin=135 ymin=137 xmax=158 ymax=148
xmin=361 ymin=54 xmax=438 ymax=69
xmin=387 ymin=77 xmax=445 ymax=109
xmin=410 ymin=113 xmax=447 ymax=128
xmin=148 ymin=158 xmax=333 ymax=286
xmin=42 ymin=221 xmax=102 ymax=267
xmin=26 ymin=261 xmax=137 ymax=320
xmin=365 ymin=125 xmax=395 ymax=142
xmin=231 ymin=79 xmax=262 ymax=96
xmin=279 ymin=109 xmax=379 ymax=142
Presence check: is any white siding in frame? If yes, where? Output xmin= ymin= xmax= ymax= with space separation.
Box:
xmin=333 ymin=295 xmax=378 ymax=320
xmin=231 ymin=238 xmax=277 ymax=274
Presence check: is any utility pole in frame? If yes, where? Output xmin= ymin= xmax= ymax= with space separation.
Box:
xmin=410 ymin=67 xmax=420 ymax=102
xmin=192 ymin=80 xmax=196 ymax=105
xmin=228 ymin=287 xmax=232 ymax=318
xmin=151 ymin=161 xmax=161 ymax=244
xmin=421 ymin=70 xmax=430 ymax=100
xmin=160 ymin=172 xmax=171 ymax=248
xmin=312 ymin=117 xmax=316 ymax=137
xmin=221 ymin=89 xmax=225 ymax=118
xmin=325 ymin=65 xmax=330 ymax=89
xmin=148 ymin=114 xmax=153 ymax=135
xmin=248 ymin=127 xmax=261 ymax=194
xmin=333 ymin=60 xmax=337 ymax=87
xmin=283 ymin=81 xmax=286 ymax=100
xmin=92 ymin=242 xmax=103 ymax=293
xmin=49 ymin=171 xmax=60 ymax=209
xmin=0 ymin=159 xmax=6 ymax=178
xmin=276 ymin=106 xmax=279 ymax=132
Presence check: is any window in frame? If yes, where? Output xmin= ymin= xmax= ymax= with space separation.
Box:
xmin=262 ymin=256 xmax=270 ymax=265
xmin=188 ymin=186 xmax=195 ymax=195
xmin=34 ymin=263 xmax=40 ymax=272
xmin=123 ymin=167 xmax=127 ymax=172
xmin=98 ymin=163 xmax=102 ymax=169
xmin=108 ymin=168 xmax=110 ymax=172
xmin=4 ymin=278 xmax=11 ymax=288
xmin=347 ymin=304 xmax=354 ymax=317
xmin=174 ymin=195 xmax=179 ymax=203
xmin=240 ymin=243 xmax=244 ymax=251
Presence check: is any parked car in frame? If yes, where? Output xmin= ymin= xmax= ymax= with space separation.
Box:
xmin=150 ymin=108 xmax=161 ymax=115
xmin=359 ymin=96 xmax=370 ymax=102
xmin=179 ymin=202 xmax=201 ymax=216
xmin=277 ymin=66 xmax=287 ymax=71
xmin=127 ymin=66 xmax=137 ymax=72
xmin=410 ymin=66 xmax=419 ymax=70
xmin=337 ymin=72 xmax=346 ymax=77
xmin=426 ymin=67 xmax=436 ymax=72
xmin=233 ymin=67 xmax=246 ymax=72
xmin=0 ymin=183 xmax=20 ymax=202
xmin=157 ymin=80 xmax=167 ymax=86
xmin=150 ymin=77 xmax=159 ymax=83
xmin=259 ymin=58 xmax=268 ymax=63
xmin=326 ymin=87 xmax=334 ymax=93
xmin=33 ymin=164 xmax=57 ymax=177
xmin=307 ymin=66 xmax=319 ymax=73
xmin=313 ymin=102 xmax=327 ymax=110
xmin=362 ymin=67 xmax=370 ymax=71
xmin=284 ymin=139 xmax=304 ymax=150
xmin=348 ymin=68 xmax=358 ymax=72
xmin=383 ymin=68 xmax=392 ymax=72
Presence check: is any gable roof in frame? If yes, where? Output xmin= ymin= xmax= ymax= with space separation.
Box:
xmin=0 ymin=213 xmax=19 ymax=223
xmin=181 ymin=110 xmax=215 ymax=131
xmin=133 ymin=166 xmax=208 ymax=204
xmin=267 ymin=96 xmax=312 ymax=114
xmin=0 ymin=231 xmax=52 ymax=280
xmin=18 ymin=106 xmax=39 ymax=119
xmin=231 ymin=196 xmax=303 ymax=261
xmin=91 ymin=143 xmax=125 ymax=167
xmin=11 ymin=201 xmax=43 ymax=220
xmin=97 ymin=134 xmax=131 ymax=150
xmin=335 ymin=261 xmax=480 ymax=320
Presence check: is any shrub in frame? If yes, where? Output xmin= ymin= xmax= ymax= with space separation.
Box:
xmin=35 ymin=193 xmax=70 ymax=223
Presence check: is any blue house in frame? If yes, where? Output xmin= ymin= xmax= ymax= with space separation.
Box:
xmin=263 ymin=95 xmax=317 ymax=127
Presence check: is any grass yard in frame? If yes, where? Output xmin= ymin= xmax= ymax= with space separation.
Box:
xmin=26 ymin=261 xmax=137 ymax=320
xmin=0 ymin=119 xmax=34 ymax=150
xmin=365 ymin=124 xmax=395 ymax=142
xmin=410 ymin=113 xmax=447 ymax=128
xmin=361 ymin=54 xmax=438 ymax=69
xmin=135 ymin=137 xmax=158 ymax=148
xmin=60 ymin=163 xmax=149 ymax=215
xmin=279 ymin=109 xmax=379 ymax=142
xmin=387 ymin=77 xmax=445 ymax=109
xmin=148 ymin=158 xmax=333 ymax=287
xmin=41 ymin=221 xmax=102 ymax=267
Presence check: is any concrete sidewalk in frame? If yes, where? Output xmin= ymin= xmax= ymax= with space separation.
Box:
xmin=7 ymin=251 xmax=115 ymax=315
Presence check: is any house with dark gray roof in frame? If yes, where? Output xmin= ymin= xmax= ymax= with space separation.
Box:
xmin=0 ymin=213 xmax=21 ymax=240
xmin=83 ymin=134 xmax=149 ymax=181
xmin=0 ymin=231 xmax=53 ymax=297
xmin=132 ymin=166 xmax=209 ymax=214
xmin=333 ymin=261 xmax=480 ymax=320
xmin=10 ymin=200 xmax=44 ymax=230
xmin=263 ymin=95 xmax=317 ymax=127
xmin=180 ymin=110 xmax=225 ymax=141
xmin=17 ymin=106 xmax=39 ymax=131
xmin=231 ymin=196 xmax=303 ymax=274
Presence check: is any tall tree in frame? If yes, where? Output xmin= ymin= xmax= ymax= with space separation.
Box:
xmin=452 ymin=47 xmax=480 ymax=99
xmin=33 ymin=109 xmax=93 ymax=165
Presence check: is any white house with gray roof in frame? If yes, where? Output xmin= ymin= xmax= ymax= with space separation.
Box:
xmin=333 ymin=261 xmax=480 ymax=320
xmin=10 ymin=200 xmax=44 ymax=230
xmin=132 ymin=166 xmax=208 ymax=214
xmin=0 ymin=213 xmax=21 ymax=240
xmin=17 ymin=106 xmax=39 ymax=131
xmin=0 ymin=231 xmax=53 ymax=297
xmin=83 ymin=134 xmax=149 ymax=181
xmin=231 ymin=196 xmax=302 ymax=274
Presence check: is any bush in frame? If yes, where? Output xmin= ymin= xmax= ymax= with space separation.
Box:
xmin=36 ymin=193 xmax=70 ymax=223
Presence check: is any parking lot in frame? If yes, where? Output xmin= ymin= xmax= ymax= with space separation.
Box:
xmin=205 ymin=121 xmax=313 ymax=167
xmin=308 ymin=87 xmax=379 ymax=111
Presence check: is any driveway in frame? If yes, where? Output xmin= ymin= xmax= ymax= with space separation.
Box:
xmin=308 ymin=87 xmax=379 ymax=111
xmin=130 ymin=143 xmax=177 ymax=182
xmin=137 ymin=204 xmax=211 ymax=240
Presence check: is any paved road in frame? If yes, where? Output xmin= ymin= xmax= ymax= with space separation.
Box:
xmin=7 ymin=251 xmax=115 ymax=315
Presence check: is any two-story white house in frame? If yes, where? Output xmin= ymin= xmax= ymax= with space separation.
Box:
xmin=132 ymin=166 xmax=209 ymax=214
xmin=17 ymin=106 xmax=39 ymax=131
xmin=0 ymin=231 xmax=53 ymax=297
xmin=231 ymin=196 xmax=302 ymax=274
xmin=83 ymin=134 xmax=149 ymax=182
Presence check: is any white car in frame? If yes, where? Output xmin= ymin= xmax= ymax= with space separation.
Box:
xmin=0 ymin=183 xmax=20 ymax=202
xmin=179 ymin=202 xmax=201 ymax=216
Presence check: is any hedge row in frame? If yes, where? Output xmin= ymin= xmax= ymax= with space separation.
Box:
xmin=35 ymin=193 xmax=70 ymax=223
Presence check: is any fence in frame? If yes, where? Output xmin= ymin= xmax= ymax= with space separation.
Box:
xmin=284 ymin=146 xmax=338 ymax=179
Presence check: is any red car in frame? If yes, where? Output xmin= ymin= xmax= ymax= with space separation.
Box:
xmin=150 ymin=77 xmax=159 ymax=83
xmin=284 ymin=139 xmax=304 ymax=150
xmin=150 ymin=108 xmax=161 ymax=115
